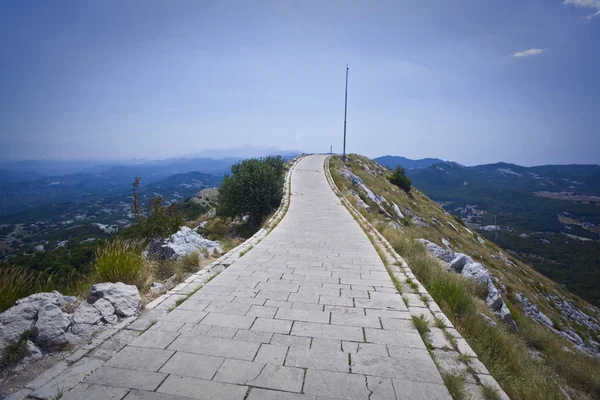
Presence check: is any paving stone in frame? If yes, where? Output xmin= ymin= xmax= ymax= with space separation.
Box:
xmin=105 ymin=346 xmax=174 ymax=372
xmin=352 ymin=353 xmax=443 ymax=384
xmin=456 ymin=338 xmax=477 ymax=357
xmin=365 ymin=328 xmax=426 ymax=349
xmin=213 ymin=358 xmax=265 ymax=385
xmin=286 ymin=347 xmax=349 ymax=372
xmin=303 ymin=369 xmax=370 ymax=399
xmin=251 ymin=317 xmax=293 ymax=334
xmin=175 ymin=299 xmax=211 ymax=311
xmin=291 ymin=321 xmax=363 ymax=341
xmin=291 ymin=302 xmax=325 ymax=311
xmin=163 ymin=309 xmax=207 ymax=323
xmin=343 ymin=341 xmax=389 ymax=356
xmin=246 ymin=364 xmax=305 ymax=393
xmin=325 ymin=306 xmax=366 ymax=316
xmin=393 ymin=379 xmax=453 ymax=399
xmin=157 ymin=375 xmax=247 ymax=399
xmin=271 ymin=333 xmax=311 ymax=348
xmin=354 ymin=298 xmax=406 ymax=310
xmin=246 ymin=305 xmax=278 ymax=318
xmin=129 ymin=329 xmax=180 ymax=349
xmin=31 ymin=357 xmax=104 ymax=399
xmin=246 ymin=388 xmax=316 ymax=400
xmin=60 ymin=383 xmax=129 ymax=400
xmin=178 ymin=323 xmax=212 ymax=335
xmin=207 ymin=326 xmax=239 ymax=338
xmin=429 ymin=327 xmax=452 ymax=349
xmin=311 ymin=338 xmax=343 ymax=352
xmin=254 ymin=343 xmax=288 ymax=364
xmin=168 ymin=333 xmax=260 ymax=360
xmin=275 ymin=308 xmax=330 ymax=323
xmin=233 ymin=329 xmax=273 ymax=343
xmin=159 ymin=351 xmax=224 ymax=380
xmin=365 ymin=309 xmax=410 ymax=319
xmin=150 ymin=321 xmax=184 ymax=332
xmin=330 ymin=313 xmax=381 ymax=328
xmin=199 ymin=312 xmax=256 ymax=329
xmin=380 ymin=317 xmax=414 ymax=332
xmin=265 ymin=299 xmax=293 ymax=308
xmin=387 ymin=345 xmax=433 ymax=361
xmin=319 ymin=295 xmax=353 ymax=307
xmin=85 ymin=366 xmax=167 ymax=391
xmin=124 ymin=389 xmax=194 ymax=400
xmin=204 ymin=301 xmax=252 ymax=315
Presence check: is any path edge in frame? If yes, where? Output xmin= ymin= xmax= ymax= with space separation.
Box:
xmin=323 ymin=156 xmax=511 ymax=400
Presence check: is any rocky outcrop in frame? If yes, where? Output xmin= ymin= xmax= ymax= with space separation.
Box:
xmin=341 ymin=166 xmax=391 ymax=217
xmin=146 ymin=226 xmax=221 ymax=261
xmin=0 ymin=284 xmax=141 ymax=369
xmin=418 ymin=239 xmax=517 ymax=332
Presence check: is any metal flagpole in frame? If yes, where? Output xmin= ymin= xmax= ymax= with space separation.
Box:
xmin=342 ymin=64 xmax=349 ymax=163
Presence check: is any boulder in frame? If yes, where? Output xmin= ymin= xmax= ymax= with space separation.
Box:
xmin=33 ymin=302 xmax=70 ymax=351
xmin=442 ymin=238 xmax=451 ymax=248
xmin=93 ymin=298 xmax=116 ymax=321
xmin=392 ymin=203 xmax=404 ymax=219
xmin=460 ymin=262 xmax=490 ymax=285
xmin=418 ymin=239 xmax=454 ymax=262
xmin=448 ymin=254 xmax=468 ymax=273
xmin=146 ymin=226 xmax=221 ymax=261
xmin=88 ymin=282 xmax=141 ymax=317
xmin=72 ymin=302 xmax=102 ymax=325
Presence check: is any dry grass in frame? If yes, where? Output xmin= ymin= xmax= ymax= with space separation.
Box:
xmin=0 ymin=266 xmax=52 ymax=312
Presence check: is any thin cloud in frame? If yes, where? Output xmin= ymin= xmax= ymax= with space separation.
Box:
xmin=512 ymin=48 xmax=546 ymax=58
xmin=564 ymin=0 xmax=600 ymax=19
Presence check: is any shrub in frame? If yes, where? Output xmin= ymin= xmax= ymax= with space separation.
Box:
xmin=203 ymin=218 xmax=229 ymax=240
xmin=0 ymin=330 xmax=32 ymax=367
xmin=217 ymin=156 xmax=285 ymax=227
xmin=95 ymin=239 xmax=144 ymax=284
xmin=388 ymin=165 xmax=412 ymax=193
xmin=180 ymin=251 xmax=200 ymax=273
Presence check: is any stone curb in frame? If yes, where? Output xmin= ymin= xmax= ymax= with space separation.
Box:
xmin=323 ymin=156 xmax=510 ymax=400
xmin=10 ymin=157 xmax=304 ymax=400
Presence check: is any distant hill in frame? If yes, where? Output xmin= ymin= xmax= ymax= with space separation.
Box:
xmin=403 ymin=161 xmax=600 ymax=305
xmin=374 ymin=155 xmax=447 ymax=170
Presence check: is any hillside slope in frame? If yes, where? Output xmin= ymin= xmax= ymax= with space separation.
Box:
xmin=405 ymin=162 xmax=600 ymax=306
xmin=329 ymin=155 xmax=600 ymax=400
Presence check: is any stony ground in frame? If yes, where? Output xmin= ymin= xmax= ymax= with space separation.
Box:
xmin=26 ymin=155 xmax=452 ymax=400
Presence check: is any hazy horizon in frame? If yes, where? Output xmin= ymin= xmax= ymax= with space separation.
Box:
xmin=1 ymin=1 xmax=599 ymax=166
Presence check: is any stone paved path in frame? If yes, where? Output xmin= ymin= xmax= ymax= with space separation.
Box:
xmin=64 ymin=155 xmax=450 ymax=400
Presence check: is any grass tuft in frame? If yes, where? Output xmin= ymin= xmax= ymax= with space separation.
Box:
xmin=95 ymin=238 xmax=144 ymax=285
xmin=412 ymin=314 xmax=431 ymax=336
xmin=441 ymin=372 xmax=467 ymax=400
xmin=0 ymin=330 xmax=32 ymax=367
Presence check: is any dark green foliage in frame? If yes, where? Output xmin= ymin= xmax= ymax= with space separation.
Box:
xmin=217 ymin=156 xmax=285 ymax=227
xmin=123 ymin=188 xmax=184 ymax=240
xmin=389 ymin=166 xmax=412 ymax=193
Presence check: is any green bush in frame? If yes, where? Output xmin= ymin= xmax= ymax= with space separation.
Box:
xmin=95 ymin=239 xmax=144 ymax=284
xmin=217 ymin=156 xmax=285 ymax=227
xmin=180 ymin=251 xmax=200 ymax=273
xmin=389 ymin=165 xmax=412 ymax=193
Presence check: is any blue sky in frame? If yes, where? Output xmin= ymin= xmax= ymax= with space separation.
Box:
xmin=0 ymin=1 xmax=598 ymax=166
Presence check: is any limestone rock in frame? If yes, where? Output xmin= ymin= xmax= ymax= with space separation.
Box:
xmin=418 ymin=239 xmax=454 ymax=262
xmin=72 ymin=302 xmax=102 ymax=325
xmin=33 ymin=301 xmax=70 ymax=351
xmin=392 ymin=203 xmax=404 ymax=219
xmin=93 ymin=298 xmax=116 ymax=321
xmin=149 ymin=282 xmax=167 ymax=295
xmin=442 ymin=238 xmax=451 ymax=248
xmin=448 ymin=254 xmax=468 ymax=273
xmin=146 ymin=226 xmax=221 ymax=261
xmin=88 ymin=282 xmax=141 ymax=317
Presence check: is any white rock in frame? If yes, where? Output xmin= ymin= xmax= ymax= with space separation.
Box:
xmin=149 ymin=282 xmax=167 ymax=294
xmin=93 ymin=298 xmax=116 ymax=320
xmin=461 ymin=262 xmax=490 ymax=285
xmin=147 ymin=226 xmax=221 ymax=260
xmin=33 ymin=301 xmax=70 ymax=351
xmin=442 ymin=238 xmax=451 ymax=248
xmin=88 ymin=282 xmax=141 ymax=317
xmin=448 ymin=254 xmax=468 ymax=273
xmin=418 ymin=239 xmax=454 ymax=262
xmin=392 ymin=203 xmax=405 ymax=219
xmin=72 ymin=302 xmax=102 ymax=325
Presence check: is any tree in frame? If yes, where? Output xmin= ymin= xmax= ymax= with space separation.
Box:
xmin=217 ymin=156 xmax=285 ymax=227
xmin=389 ymin=165 xmax=412 ymax=193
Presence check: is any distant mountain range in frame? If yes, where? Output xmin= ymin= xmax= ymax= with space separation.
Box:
xmin=376 ymin=156 xmax=600 ymax=305
xmin=373 ymin=155 xmax=448 ymax=170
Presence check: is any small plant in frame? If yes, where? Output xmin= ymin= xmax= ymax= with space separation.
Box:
xmin=95 ymin=238 xmax=144 ymax=284
xmin=457 ymin=353 xmax=471 ymax=364
xmin=434 ymin=316 xmax=447 ymax=329
xmin=481 ymin=385 xmax=502 ymax=400
xmin=402 ymin=295 xmax=410 ymax=307
xmin=239 ymin=245 xmax=254 ymax=258
xmin=441 ymin=372 xmax=467 ymax=400
xmin=0 ymin=330 xmax=31 ymax=367
xmin=180 ymin=251 xmax=200 ymax=273
xmin=388 ymin=165 xmax=412 ymax=193
xmin=412 ymin=314 xmax=431 ymax=336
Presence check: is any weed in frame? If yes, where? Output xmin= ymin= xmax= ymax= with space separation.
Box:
xmin=433 ymin=317 xmax=446 ymax=329
xmin=412 ymin=314 xmax=431 ymax=336
xmin=441 ymin=373 xmax=467 ymax=400
xmin=95 ymin=238 xmax=144 ymax=285
xmin=402 ymin=295 xmax=410 ymax=307
xmin=457 ymin=353 xmax=471 ymax=364
xmin=180 ymin=251 xmax=201 ymax=273
xmin=481 ymin=385 xmax=502 ymax=400
xmin=239 ymin=245 xmax=254 ymax=258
